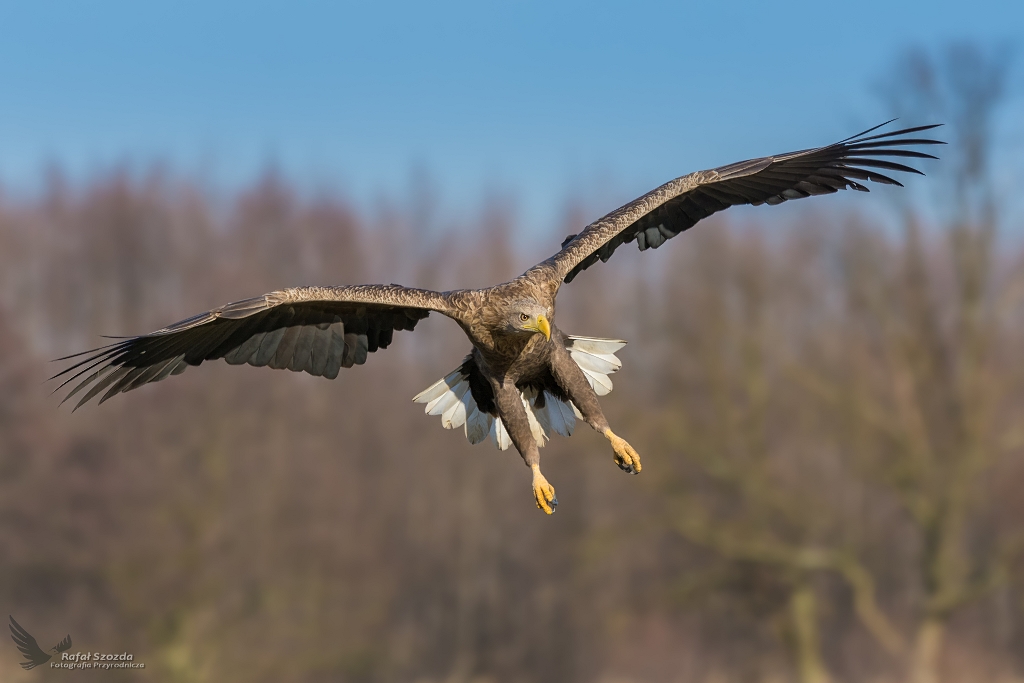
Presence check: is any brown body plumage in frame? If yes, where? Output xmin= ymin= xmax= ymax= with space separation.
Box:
xmin=55 ymin=122 xmax=942 ymax=513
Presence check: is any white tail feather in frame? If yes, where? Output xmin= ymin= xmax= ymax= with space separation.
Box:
xmin=521 ymin=389 xmax=548 ymax=445
xmin=423 ymin=370 xmax=465 ymax=415
xmin=491 ymin=418 xmax=512 ymax=450
xmin=578 ymin=366 xmax=613 ymax=395
xmin=412 ymin=373 xmax=458 ymax=404
xmin=570 ymin=350 xmax=620 ymax=375
xmin=441 ymin=387 xmax=469 ymax=428
xmin=532 ymin=390 xmax=577 ymax=438
xmin=544 ymin=392 xmax=577 ymax=437
xmin=465 ymin=406 xmax=492 ymax=444
xmin=566 ymin=336 xmax=626 ymax=355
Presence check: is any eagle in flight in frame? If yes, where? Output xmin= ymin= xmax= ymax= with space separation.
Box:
xmin=55 ymin=122 xmax=941 ymax=514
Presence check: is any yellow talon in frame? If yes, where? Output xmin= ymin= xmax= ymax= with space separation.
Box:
xmin=531 ymin=465 xmax=558 ymax=514
xmin=605 ymin=429 xmax=642 ymax=474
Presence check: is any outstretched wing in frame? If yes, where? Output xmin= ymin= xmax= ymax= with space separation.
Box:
xmin=9 ymin=616 xmax=52 ymax=670
xmin=54 ymin=284 xmax=452 ymax=410
xmin=539 ymin=122 xmax=943 ymax=283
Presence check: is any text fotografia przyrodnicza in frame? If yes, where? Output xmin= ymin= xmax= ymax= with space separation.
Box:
xmin=52 ymin=652 xmax=145 ymax=669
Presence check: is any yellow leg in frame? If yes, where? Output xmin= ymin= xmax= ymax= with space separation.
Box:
xmin=531 ymin=464 xmax=558 ymax=514
xmin=604 ymin=428 xmax=642 ymax=474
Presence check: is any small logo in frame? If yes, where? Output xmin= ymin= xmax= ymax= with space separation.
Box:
xmin=9 ymin=616 xmax=72 ymax=670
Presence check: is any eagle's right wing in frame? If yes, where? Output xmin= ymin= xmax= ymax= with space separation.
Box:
xmin=9 ymin=616 xmax=52 ymax=670
xmin=54 ymin=284 xmax=455 ymax=409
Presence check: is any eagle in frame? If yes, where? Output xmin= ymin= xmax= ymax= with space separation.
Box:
xmin=9 ymin=616 xmax=72 ymax=670
xmin=54 ymin=122 xmax=941 ymax=514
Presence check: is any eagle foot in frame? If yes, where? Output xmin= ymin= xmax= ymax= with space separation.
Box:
xmin=605 ymin=429 xmax=642 ymax=474
xmin=531 ymin=465 xmax=558 ymax=514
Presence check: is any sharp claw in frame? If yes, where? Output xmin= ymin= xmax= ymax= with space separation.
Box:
xmin=607 ymin=430 xmax=642 ymax=476
xmin=532 ymin=467 xmax=558 ymax=514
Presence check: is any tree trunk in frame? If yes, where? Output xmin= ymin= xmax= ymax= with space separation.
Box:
xmin=909 ymin=617 xmax=946 ymax=683
xmin=790 ymin=584 xmax=831 ymax=683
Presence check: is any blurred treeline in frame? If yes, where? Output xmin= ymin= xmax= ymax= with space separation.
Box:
xmin=1 ymin=46 xmax=1022 ymax=683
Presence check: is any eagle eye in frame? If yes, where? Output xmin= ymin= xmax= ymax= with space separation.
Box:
xmin=519 ymin=313 xmax=530 ymax=322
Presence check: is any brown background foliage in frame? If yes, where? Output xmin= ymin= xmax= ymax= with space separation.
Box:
xmin=0 ymin=44 xmax=1021 ymax=683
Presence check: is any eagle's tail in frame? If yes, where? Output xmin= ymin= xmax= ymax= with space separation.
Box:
xmin=412 ymin=336 xmax=626 ymax=450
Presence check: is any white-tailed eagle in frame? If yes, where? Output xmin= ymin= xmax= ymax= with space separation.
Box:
xmin=55 ymin=122 xmax=942 ymax=514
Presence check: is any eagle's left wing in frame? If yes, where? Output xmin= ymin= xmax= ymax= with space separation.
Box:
xmin=536 ymin=122 xmax=943 ymax=284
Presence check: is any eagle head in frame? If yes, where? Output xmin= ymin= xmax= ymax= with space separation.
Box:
xmin=504 ymin=300 xmax=551 ymax=340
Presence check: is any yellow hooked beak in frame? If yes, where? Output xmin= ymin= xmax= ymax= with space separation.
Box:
xmin=531 ymin=314 xmax=551 ymax=341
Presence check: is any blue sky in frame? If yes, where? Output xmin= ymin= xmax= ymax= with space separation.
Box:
xmin=0 ymin=1 xmax=1019 ymax=233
